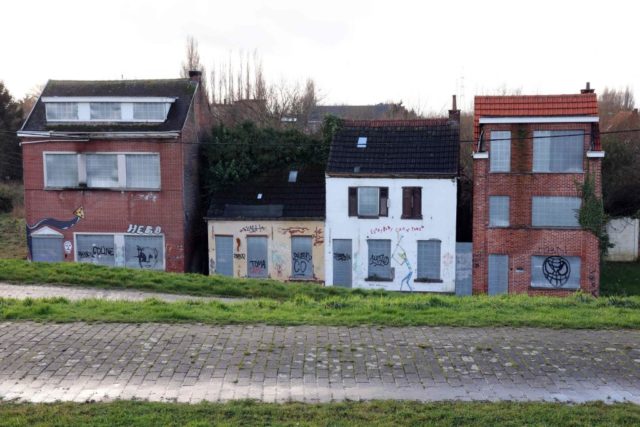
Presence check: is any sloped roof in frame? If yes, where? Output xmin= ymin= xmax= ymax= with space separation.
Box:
xmin=308 ymin=103 xmax=397 ymax=122
xmin=326 ymin=119 xmax=459 ymax=177
xmin=206 ymin=165 xmax=326 ymax=220
xmin=473 ymin=93 xmax=599 ymax=141
xmin=22 ymin=78 xmax=197 ymax=133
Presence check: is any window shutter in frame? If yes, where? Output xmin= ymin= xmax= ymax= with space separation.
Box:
xmin=402 ymin=188 xmax=412 ymax=218
xmin=379 ymin=187 xmax=389 ymax=217
xmin=413 ymin=187 xmax=422 ymax=218
xmin=348 ymin=187 xmax=357 ymax=216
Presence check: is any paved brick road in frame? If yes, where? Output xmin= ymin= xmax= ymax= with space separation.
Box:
xmin=0 ymin=322 xmax=638 ymax=403
xmin=0 ymin=283 xmax=240 ymax=303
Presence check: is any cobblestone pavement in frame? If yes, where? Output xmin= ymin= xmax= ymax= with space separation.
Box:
xmin=0 ymin=322 xmax=638 ymax=404
xmin=0 ymin=283 xmax=240 ymax=303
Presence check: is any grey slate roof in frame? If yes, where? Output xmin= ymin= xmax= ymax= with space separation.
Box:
xmin=326 ymin=119 xmax=459 ymax=177
xmin=206 ymin=165 xmax=326 ymax=220
xmin=21 ymin=79 xmax=197 ymax=133
xmin=308 ymin=104 xmax=396 ymax=123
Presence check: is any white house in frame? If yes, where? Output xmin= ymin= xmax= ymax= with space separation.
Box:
xmin=324 ymin=114 xmax=459 ymax=292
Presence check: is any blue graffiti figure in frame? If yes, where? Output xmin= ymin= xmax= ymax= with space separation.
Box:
xmin=398 ymin=252 xmax=414 ymax=292
xmin=26 ymin=207 xmax=84 ymax=259
xmin=392 ymin=234 xmax=414 ymax=292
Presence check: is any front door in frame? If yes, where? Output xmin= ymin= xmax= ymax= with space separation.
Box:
xmin=247 ymin=236 xmax=268 ymax=278
xmin=488 ymin=254 xmax=509 ymax=295
xmin=332 ymin=239 xmax=352 ymax=288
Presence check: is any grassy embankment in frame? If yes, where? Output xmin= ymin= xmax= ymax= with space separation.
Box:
xmin=0 ymin=400 xmax=638 ymax=427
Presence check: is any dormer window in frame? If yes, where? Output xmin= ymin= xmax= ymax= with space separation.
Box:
xmin=43 ymin=97 xmax=175 ymax=123
xmin=90 ymin=103 xmax=121 ymax=120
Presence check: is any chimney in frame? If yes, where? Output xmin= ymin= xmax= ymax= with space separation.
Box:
xmin=448 ymin=94 xmax=460 ymax=124
xmin=581 ymin=82 xmax=595 ymax=94
xmin=188 ymin=70 xmax=202 ymax=83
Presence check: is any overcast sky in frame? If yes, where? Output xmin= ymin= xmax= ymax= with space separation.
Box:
xmin=2 ymin=0 xmax=638 ymax=113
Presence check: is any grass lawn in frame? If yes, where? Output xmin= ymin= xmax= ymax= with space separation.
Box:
xmin=1 ymin=291 xmax=639 ymax=328
xmin=0 ymin=400 xmax=638 ymax=427
xmin=0 ymin=182 xmax=26 ymax=260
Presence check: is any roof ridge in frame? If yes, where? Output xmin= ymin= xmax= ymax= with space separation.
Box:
xmin=343 ymin=118 xmax=450 ymax=127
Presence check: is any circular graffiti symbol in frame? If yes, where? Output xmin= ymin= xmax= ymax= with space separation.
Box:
xmin=542 ymin=256 xmax=571 ymax=288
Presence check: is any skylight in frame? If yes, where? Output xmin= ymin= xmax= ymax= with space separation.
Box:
xmin=257 ymin=193 xmax=263 ymax=200
xmin=357 ymin=136 xmax=367 ymax=148
xmin=288 ymin=170 xmax=298 ymax=183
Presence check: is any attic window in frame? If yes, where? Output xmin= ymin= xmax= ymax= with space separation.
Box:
xmin=357 ymin=137 xmax=367 ymax=148
xmin=42 ymin=97 xmax=175 ymax=123
xmin=288 ymin=170 xmax=298 ymax=183
xmin=257 ymin=193 xmax=263 ymax=200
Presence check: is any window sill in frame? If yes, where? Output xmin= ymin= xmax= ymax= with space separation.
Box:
xmin=288 ymin=276 xmax=317 ymax=281
xmin=401 ymin=216 xmax=423 ymax=220
xmin=529 ymin=285 xmax=579 ymax=291
xmin=44 ymin=187 xmax=161 ymax=192
xmin=365 ymin=276 xmax=393 ymax=282
xmin=414 ymin=278 xmax=443 ymax=283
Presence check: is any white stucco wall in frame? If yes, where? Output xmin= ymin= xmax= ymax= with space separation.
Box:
xmin=605 ymin=217 xmax=639 ymax=262
xmin=324 ymin=176 xmax=457 ymax=292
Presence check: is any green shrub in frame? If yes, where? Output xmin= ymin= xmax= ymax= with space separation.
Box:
xmin=0 ymin=188 xmax=12 ymax=213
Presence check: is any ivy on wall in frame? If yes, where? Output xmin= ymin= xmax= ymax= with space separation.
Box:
xmin=577 ymin=172 xmax=611 ymax=256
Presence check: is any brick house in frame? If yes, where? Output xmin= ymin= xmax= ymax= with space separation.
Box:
xmin=18 ymin=72 xmax=212 ymax=272
xmin=472 ymin=85 xmax=604 ymax=295
xmin=324 ymin=111 xmax=459 ymax=292
xmin=206 ymin=165 xmax=325 ymax=281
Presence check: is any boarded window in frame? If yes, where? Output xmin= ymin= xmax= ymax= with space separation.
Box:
xmin=367 ymin=239 xmax=392 ymax=280
xmin=76 ymin=234 xmax=116 ymax=266
xmin=358 ymin=187 xmax=379 ymax=216
xmin=31 ymin=236 xmax=63 ymax=262
xmin=125 ymin=154 xmax=160 ymax=189
xmin=291 ymin=236 xmax=313 ymax=279
xmin=214 ymin=235 xmax=233 ymax=276
xmin=488 ymin=254 xmax=509 ymax=295
xmin=489 ymin=196 xmax=510 ymax=227
xmin=247 ymin=236 xmax=268 ymax=278
xmin=90 ymin=103 xmax=122 ymax=120
xmin=46 ymin=103 xmax=78 ymax=121
xmin=533 ymin=130 xmax=583 ymax=172
xmin=124 ymin=235 xmax=164 ymax=270
xmin=402 ymin=187 xmax=422 ymax=219
xmin=532 ymin=196 xmax=580 ymax=227
xmin=86 ymin=154 xmax=119 ymax=188
xmin=45 ymin=154 xmax=78 ymax=187
xmin=133 ymin=103 xmax=167 ymax=121
xmin=332 ymin=239 xmax=352 ymax=287
xmin=490 ymin=131 xmax=511 ymax=172
xmin=531 ymin=255 xmax=580 ymax=289
xmin=417 ymin=240 xmax=441 ymax=280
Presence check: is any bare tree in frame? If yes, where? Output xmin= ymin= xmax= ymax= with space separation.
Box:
xmin=180 ymin=36 xmax=208 ymax=99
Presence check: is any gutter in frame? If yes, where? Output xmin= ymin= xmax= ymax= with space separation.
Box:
xmin=18 ymin=130 xmax=181 ymax=140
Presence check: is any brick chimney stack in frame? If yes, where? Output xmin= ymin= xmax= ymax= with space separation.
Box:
xmin=581 ymin=82 xmax=595 ymax=94
xmin=448 ymin=94 xmax=460 ymax=124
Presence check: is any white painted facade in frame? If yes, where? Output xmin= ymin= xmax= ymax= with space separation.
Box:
xmin=324 ymin=176 xmax=457 ymax=292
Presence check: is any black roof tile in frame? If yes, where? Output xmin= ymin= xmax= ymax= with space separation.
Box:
xmin=326 ymin=119 xmax=459 ymax=176
xmin=206 ymin=165 xmax=325 ymax=220
xmin=21 ymin=79 xmax=197 ymax=133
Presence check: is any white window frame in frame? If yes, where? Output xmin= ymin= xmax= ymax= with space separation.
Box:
xmin=42 ymin=97 xmax=175 ymax=123
xmin=73 ymin=232 xmax=165 ymax=270
xmin=43 ymin=152 xmax=161 ymax=190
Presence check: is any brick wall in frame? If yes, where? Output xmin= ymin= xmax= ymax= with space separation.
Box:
xmin=472 ymin=122 xmax=602 ymax=296
xmin=22 ymin=138 xmax=187 ymax=272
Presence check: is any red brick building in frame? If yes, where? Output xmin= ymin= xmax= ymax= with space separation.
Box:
xmin=19 ymin=72 xmax=212 ymax=272
xmin=472 ymin=85 xmax=604 ymax=296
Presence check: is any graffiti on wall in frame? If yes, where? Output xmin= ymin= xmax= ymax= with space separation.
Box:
xmin=64 ymin=241 xmax=73 ymax=254
xmin=78 ymin=245 xmax=114 ymax=259
xmin=278 ymin=226 xmax=309 ymax=236
xmin=369 ymin=224 xmax=425 ymax=236
xmin=542 ymin=256 xmax=571 ymax=288
xmin=234 ymin=253 xmax=246 ymax=260
xmin=136 ymin=245 xmax=159 ymax=269
xmin=292 ymin=251 xmax=312 ymax=276
xmin=127 ymin=224 xmax=162 ymax=235
xmin=537 ymin=245 xmax=568 ymax=256
xmin=392 ymin=234 xmax=413 ymax=291
xmin=26 ymin=207 xmax=85 ymax=259
xmin=239 ymin=224 xmax=266 ymax=233
xmin=369 ymin=254 xmax=390 ymax=267
xmin=312 ymin=227 xmax=324 ymax=246
xmin=334 ymin=253 xmax=351 ymax=262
